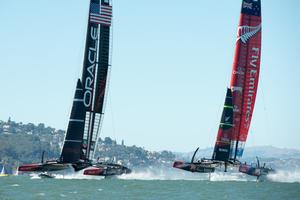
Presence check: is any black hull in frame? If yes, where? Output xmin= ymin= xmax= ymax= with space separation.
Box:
xmin=173 ymin=160 xmax=217 ymax=173
xmin=84 ymin=162 xmax=131 ymax=176
xmin=18 ymin=161 xmax=70 ymax=172
xmin=239 ymin=164 xmax=275 ymax=177
xmin=18 ymin=160 xmax=131 ymax=177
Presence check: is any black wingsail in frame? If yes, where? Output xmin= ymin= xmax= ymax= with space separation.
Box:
xmin=18 ymin=0 xmax=113 ymax=173
xmin=59 ymin=0 xmax=112 ymax=163
xmin=81 ymin=0 xmax=113 ymax=161
xmin=212 ymin=88 xmax=234 ymax=162
xmin=60 ymin=79 xmax=86 ymax=163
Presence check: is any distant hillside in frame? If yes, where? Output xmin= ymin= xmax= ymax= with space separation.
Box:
xmin=0 ymin=119 xmax=174 ymax=173
xmin=243 ymin=146 xmax=300 ymax=159
xmin=175 ymin=146 xmax=300 ymax=160
xmin=1 ymin=118 xmax=299 ymax=174
xmin=174 ymin=146 xmax=300 ymax=170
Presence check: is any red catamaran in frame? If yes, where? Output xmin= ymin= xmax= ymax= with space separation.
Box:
xmin=18 ymin=0 xmax=131 ymax=177
xmin=173 ymin=0 xmax=271 ymax=177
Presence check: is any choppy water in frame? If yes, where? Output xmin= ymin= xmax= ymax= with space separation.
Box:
xmin=0 ymin=169 xmax=300 ymax=200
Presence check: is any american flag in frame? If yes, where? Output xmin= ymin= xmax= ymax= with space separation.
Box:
xmin=90 ymin=3 xmax=112 ymax=26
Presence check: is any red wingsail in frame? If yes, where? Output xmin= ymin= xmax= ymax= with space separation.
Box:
xmin=213 ymin=0 xmax=262 ymax=161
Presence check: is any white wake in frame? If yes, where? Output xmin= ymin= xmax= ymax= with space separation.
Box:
xmin=29 ymin=170 xmax=104 ymax=180
xmin=267 ymin=170 xmax=300 ymax=183
xmin=118 ymin=167 xmax=208 ymax=181
xmin=210 ymin=172 xmax=251 ymax=182
xmin=28 ymin=167 xmax=300 ymax=183
xmin=118 ymin=167 xmax=253 ymax=182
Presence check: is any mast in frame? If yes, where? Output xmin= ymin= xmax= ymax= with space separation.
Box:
xmin=230 ymin=0 xmax=262 ymax=160
xmin=212 ymin=0 xmax=262 ymax=162
xmin=81 ymin=0 xmax=113 ymax=161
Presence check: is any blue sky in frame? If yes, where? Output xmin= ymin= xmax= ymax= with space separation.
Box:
xmin=0 ymin=0 xmax=299 ymax=152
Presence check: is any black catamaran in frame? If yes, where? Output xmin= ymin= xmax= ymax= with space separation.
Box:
xmin=239 ymin=157 xmax=274 ymax=179
xmin=19 ymin=0 xmax=131 ymax=177
xmin=173 ymin=0 xmax=272 ymax=178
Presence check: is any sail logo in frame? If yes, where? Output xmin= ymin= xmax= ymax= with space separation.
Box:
xmin=245 ymin=47 xmax=260 ymax=126
xmin=243 ymin=2 xmax=253 ymax=9
xmin=233 ymin=67 xmax=245 ymax=75
xmin=225 ymin=116 xmax=231 ymax=122
xmin=237 ymin=24 xmax=261 ymax=44
xmin=231 ymin=86 xmax=243 ymax=93
xmin=219 ymin=148 xmax=228 ymax=153
xmin=84 ymin=26 xmax=98 ymax=108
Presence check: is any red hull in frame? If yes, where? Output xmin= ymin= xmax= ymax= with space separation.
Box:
xmin=18 ymin=164 xmax=41 ymax=172
xmin=83 ymin=167 xmax=104 ymax=176
xmin=83 ymin=162 xmax=131 ymax=176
